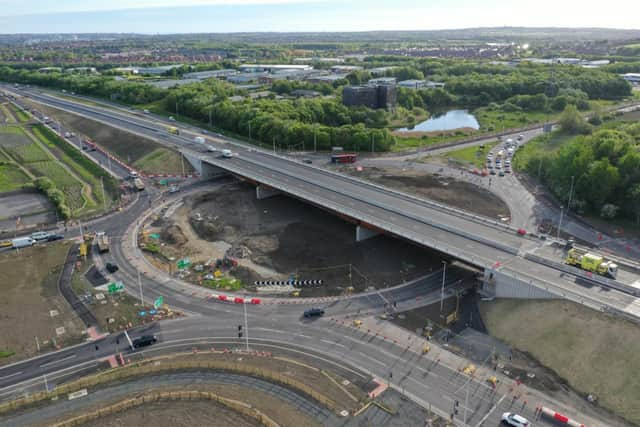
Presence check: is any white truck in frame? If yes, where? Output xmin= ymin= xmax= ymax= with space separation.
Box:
xmin=12 ymin=237 xmax=35 ymax=249
xmin=194 ymin=136 xmax=205 ymax=144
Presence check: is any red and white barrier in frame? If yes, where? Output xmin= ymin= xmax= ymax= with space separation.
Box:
xmin=210 ymin=294 xmax=260 ymax=305
xmin=540 ymin=407 xmax=586 ymax=427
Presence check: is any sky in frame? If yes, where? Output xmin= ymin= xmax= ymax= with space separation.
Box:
xmin=0 ymin=0 xmax=638 ymax=34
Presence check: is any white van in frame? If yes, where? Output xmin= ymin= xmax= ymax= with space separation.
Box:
xmin=222 ymin=149 xmax=233 ymax=158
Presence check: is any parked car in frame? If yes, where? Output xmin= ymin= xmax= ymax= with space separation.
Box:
xmin=132 ymin=335 xmax=157 ymax=348
xmin=501 ymin=412 xmax=529 ymax=427
xmin=303 ymin=308 xmax=325 ymax=318
xmin=106 ymin=262 xmax=119 ymax=273
xmin=30 ymin=231 xmax=51 ymax=241
xmin=499 ymin=170 xmax=505 ymax=177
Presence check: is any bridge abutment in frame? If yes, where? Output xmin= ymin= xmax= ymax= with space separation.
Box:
xmin=480 ymin=269 xmax=557 ymax=299
xmin=256 ymin=185 xmax=281 ymax=200
xmin=182 ymin=152 xmax=228 ymax=179
xmin=356 ymin=225 xmax=380 ymax=242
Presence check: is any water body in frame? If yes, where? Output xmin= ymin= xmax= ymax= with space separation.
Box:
xmin=398 ymin=110 xmax=480 ymax=132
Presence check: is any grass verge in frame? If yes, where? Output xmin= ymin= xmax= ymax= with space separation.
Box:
xmin=479 ymin=299 xmax=640 ymax=425
xmin=446 ymin=140 xmax=500 ymax=168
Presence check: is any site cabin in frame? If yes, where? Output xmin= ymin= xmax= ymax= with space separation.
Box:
xmin=331 ymin=153 xmax=357 ymax=164
xmin=133 ymin=178 xmax=145 ymax=191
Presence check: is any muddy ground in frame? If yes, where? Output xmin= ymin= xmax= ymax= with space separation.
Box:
xmin=340 ymin=166 xmax=509 ymax=219
xmin=146 ymin=182 xmax=447 ymax=296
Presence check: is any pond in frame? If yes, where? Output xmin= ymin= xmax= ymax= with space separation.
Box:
xmin=398 ymin=109 xmax=480 ymax=132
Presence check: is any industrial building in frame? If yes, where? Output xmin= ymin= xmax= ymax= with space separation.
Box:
xmin=398 ymin=79 xmax=446 ymax=89
xmin=183 ymin=69 xmax=238 ymax=80
xmin=368 ymin=77 xmax=397 ymax=86
xmin=238 ymin=64 xmax=313 ymax=73
xmin=330 ymin=65 xmax=363 ymax=73
xmin=368 ymin=66 xmax=398 ymax=75
xmin=343 ymin=84 xmax=397 ymax=109
xmin=622 ymin=73 xmax=640 ymax=84
xmin=305 ymin=74 xmax=349 ymax=84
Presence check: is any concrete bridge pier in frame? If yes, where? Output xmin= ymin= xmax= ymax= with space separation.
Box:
xmin=182 ymin=153 xmax=228 ymax=179
xmin=256 ymin=185 xmax=281 ymax=200
xmin=356 ymin=225 xmax=380 ymax=242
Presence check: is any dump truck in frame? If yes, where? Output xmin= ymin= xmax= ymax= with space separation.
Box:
xmin=565 ymin=248 xmax=618 ymax=279
xmin=96 ymin=232 xmax=109 ymax=253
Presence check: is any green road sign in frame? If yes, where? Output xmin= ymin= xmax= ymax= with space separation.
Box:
xmin=159 ymin=179 xmax=168 ymax=185
xmin=149 ymin=233 xmax=160 ymax=239
xmin=177 ymin=258 xmax=191 ymax=269
xmin=107 ymin=282 xmax=124 ymax=294
xmin=154 ymin=296 xmax=164 ymax=309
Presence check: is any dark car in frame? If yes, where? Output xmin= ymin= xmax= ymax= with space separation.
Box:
xmin=46 ymin=234 xmax=64 ymax=242
xmin=106 ymin=262 xmax=119 ymax=273
xmin=302 ymin=158 xmax=313 ymax=164
xmin=303 ymin=308 xmax=325 ymax=318
xmin=132 ymin=335 xmax=157 ymax=348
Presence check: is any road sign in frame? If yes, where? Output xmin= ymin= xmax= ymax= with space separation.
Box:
xmin=177 ymin=258 xmax=191 ymax=269
xmin=107 ymin=282 xmax=124 ymax=294
xmin=153 ymin=296 xmax=164 ymax=309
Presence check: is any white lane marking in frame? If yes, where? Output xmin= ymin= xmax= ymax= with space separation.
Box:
xmin=321 ymin=339 xmax=346 ymax=348
xmin=40 ymin=354 xmax=76 ymax=368
xmin=0 ymin=371 xmax=22 ymax=381
xmin=474 ymin=393 xmax=507 ymax=427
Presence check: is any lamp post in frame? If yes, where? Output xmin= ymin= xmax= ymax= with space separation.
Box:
xmin=440 ymin=261 xmax=447 ymax=316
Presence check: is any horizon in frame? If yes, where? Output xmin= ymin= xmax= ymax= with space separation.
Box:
xmin=1 ymin=0 xmax=639 ymax=34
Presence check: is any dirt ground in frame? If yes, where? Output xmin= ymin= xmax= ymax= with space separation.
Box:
xmin=82 ymin=400 xmax=260 ymax=427
xmin=341 ymin=166 xmax=509 ymax=219
xmin=0 ymin=242 xmax=86 ymax=365
xmin=144 ymin=183 xmax=446 ymax=296
xmin=22 ymin=101 xmax=191 ymax=175
xmin=479 ymin=298 xmax=640 ymax=426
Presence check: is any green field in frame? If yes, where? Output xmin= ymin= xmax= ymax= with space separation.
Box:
xmin=480 ymin=299 xmax=640 ymax=425
xmin=0 ymin=164 xmax=30 ymax=192
xmin=474 ymin=108 xmax=552 ymax=132
xmin=446 ymin=140 xmax=500 ymax=168
xmin=134 ymin=147 xmax=190 ymax=175
xmin=390 ymin=131 xmax=475 ymax=151
xmin=511 ymin=131 xmax=573 ymax=171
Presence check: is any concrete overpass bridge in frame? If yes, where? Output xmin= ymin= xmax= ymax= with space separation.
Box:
xmin=7 ymin=85 xmax=640 ymax=322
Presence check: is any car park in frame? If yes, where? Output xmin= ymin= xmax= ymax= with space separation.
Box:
xmin=132 ymin=335 xmax=157 ymax=348
xmin=303 ymin=308 xmax=325 ymax=318
xmin=501 ymin=412 xmax=529 ymax=427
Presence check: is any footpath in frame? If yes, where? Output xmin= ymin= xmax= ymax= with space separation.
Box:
xmin=347 ymin=315 xmax=607 ymax=427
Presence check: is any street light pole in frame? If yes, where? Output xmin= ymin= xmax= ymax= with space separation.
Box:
xmin=243 ymin=302 xmax=249 ymax=351
xmin=138 ymin=269 xmax=144 ymax=306
xmin=557 ymin=206 xmax=564 ymax=240
xmin=440 ymin=261 xmax=447 ymax=316
xmin=567 ymin=175 xmax=575 ymax=212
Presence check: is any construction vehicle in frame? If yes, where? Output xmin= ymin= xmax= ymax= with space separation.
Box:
xmin=565 ymin=248 xmax=618 ymax=279
xmin=167 ymin=126 xmax=179 ymax=135
xmin=96 ymin=232 xmax=109 ymax=253
xmin=133 ymin=178 xmax=145 ymax=191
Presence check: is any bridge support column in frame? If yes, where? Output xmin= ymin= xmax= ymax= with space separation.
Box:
xmin=182 ymin=152 xmax=227 ymax=179
xmin=356 ymin=225 xmax=379 ymax=242
xmin=256 ymin=185 xmax=281 ymax=200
